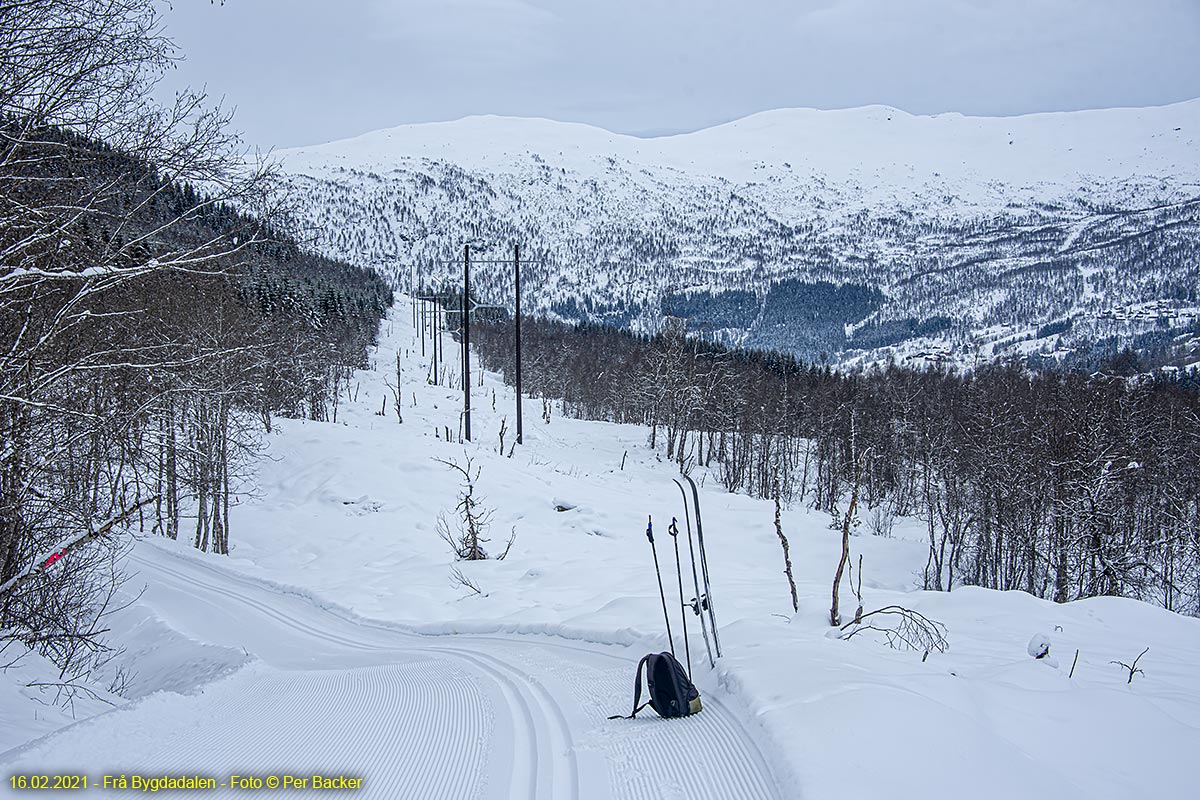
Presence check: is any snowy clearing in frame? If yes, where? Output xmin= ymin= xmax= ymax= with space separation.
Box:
xmin=4 ymin=297 xmax=1198 ymax=799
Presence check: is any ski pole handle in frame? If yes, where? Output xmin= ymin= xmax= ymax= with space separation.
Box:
xmin=646 ymin=516 xmax=654 ymax=544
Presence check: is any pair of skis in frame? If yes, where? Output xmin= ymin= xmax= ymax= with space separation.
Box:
xmin=645 ymin=473 xmax=722 ymax=675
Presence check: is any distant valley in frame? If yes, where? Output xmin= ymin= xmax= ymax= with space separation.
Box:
xmin=276 ymin=102 xmax=1200 ymax=371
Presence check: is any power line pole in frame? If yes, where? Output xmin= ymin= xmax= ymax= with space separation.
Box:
xmin=428 ymin=247 xmax=544 ymax=444
xmin=462 ymin=244 xmax=472 ymax=442
xmin=514 ymin=243 xmax=523 ymax=445
xmin=431 ymin=294 xmax=439 ymax=386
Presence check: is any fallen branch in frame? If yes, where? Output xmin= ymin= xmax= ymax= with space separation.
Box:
xmin=449 ymin=567 xmax=485 ymax=596
xmin=497 ymin=527 xmax=517 ymax=561
xmin=26 ymin=679 xmax=117 ymax=707
xmin=0 ymin=496 xmax=157 ymax=598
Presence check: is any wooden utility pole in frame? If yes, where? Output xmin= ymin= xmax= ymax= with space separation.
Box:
xmin=462 ymin=244 xmax=472 ymax=442
xmin=514 ymin=243 xmax=523 ymax=445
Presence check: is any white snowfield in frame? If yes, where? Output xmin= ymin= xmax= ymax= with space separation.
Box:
xmin=4 ymin=298 xmax=1199 ymax=799
xmin=278 ymin=100 xmax=1200 ymax=210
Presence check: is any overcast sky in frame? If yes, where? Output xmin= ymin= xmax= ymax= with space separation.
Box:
xmin=157 ymin=0 xmax=1200 ymax=151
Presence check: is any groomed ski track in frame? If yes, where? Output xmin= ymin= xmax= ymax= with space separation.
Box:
xmin=3 ymin=544 xmax=785 ymax=800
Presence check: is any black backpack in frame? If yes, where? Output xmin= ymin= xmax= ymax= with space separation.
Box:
xmin=609 ymin=652 xmax=702 ymax=720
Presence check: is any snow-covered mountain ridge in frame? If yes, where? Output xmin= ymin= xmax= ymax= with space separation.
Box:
xmin=277 ymin=102 xmax=1200 ymax=368
xmin=283 ymin=103 xmax=1200 ymax=189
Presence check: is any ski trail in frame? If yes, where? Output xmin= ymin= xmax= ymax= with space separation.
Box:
xmin=130 ymin=553 xmax=567 ymax=799
xmin=128 ymin=662 xmax=489 ymax=800
xmin=2 ymin=544 xmax=786 ymax=800
xmin=143 ymin=545 xmax=782 ymax=800
xmin=3 ymin=658 xmax=492 ymax=799
xmin=514 ymin=643 xmax=778 ymax=800
xmin=442 ymin=647 xmax=579 ymax=799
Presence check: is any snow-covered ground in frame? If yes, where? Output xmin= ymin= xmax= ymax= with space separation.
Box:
xmin=279 ymin=101 xmax=1200 ymax=207
xmin=4 ymin=297 xmax=1198 ymax=798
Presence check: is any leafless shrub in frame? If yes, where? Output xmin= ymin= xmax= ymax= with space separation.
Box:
xmin=867 ymin=505 xmax=895 ymax=538
xmin=1110 ymin=646 xmax=1149 ymax=684
xmin=434 ymin=455 xmax=492 ymax=560
xmin=104 ymin=663 xmax=135 ymax=696
xmin=839 ymin=605 xmax=949 ymax=659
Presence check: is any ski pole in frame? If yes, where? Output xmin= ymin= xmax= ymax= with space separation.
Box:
xmin=668 ymin=517 xmax=693 ymax=677
xmin=674 ymin=478 xmax=714 ymax=668
xmin=646 ymin=516 xmax=675 ymax=657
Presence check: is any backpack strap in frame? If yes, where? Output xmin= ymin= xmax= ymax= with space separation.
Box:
xmin=608 ymin=654 xmax=653 ymax=720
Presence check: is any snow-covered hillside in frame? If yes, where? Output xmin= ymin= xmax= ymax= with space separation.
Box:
xmin=281 ymin=103 xmax=1200 ymax=203
xmin=276 ymin=103 xmax=1200 ymax=368
xmin=5 ymin=298 xmax=1197 ymax=799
